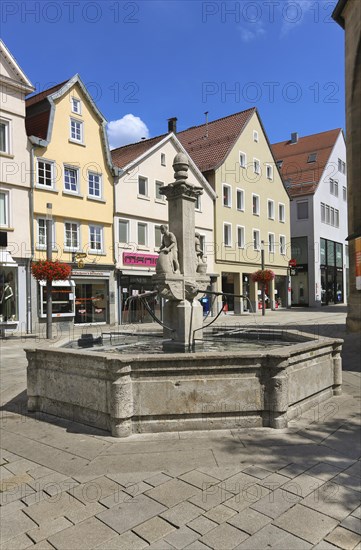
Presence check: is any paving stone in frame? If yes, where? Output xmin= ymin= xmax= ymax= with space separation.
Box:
xmin=122 ymin=480 xmax=153 ymax=497
xmin=196 ymin=465 xmax=244 ymax=481
xmin=21 ymin=490 xmax=49 ymax=506
xmin=147 ymin=541 xmax=176 ymax=550
xmin=223 ymin=471 xmax=263 ymax=494
xmin=48 ymin=516 xmax=116 ymax=549
xmin=277 ymin=462 xmax=316 ymax=478
xmin=333 ymin=472 xmax=361 ymax=492
xmin=70 ymin=475 xmax=123 ymax=504
xmin=96 ymin=493 xmax=166 ymax=535
xmin=3 ymin=458 xmax=37 ymax=476
xmin=273 ymin=504 xmax=338 ymax=544
xmin=325 ymin=526 xmax=361 ymax=550
xmin=227 ymin=507 xmax=272 ymax=535
xmin=1 ymin=509 xmax=38 ymax=544
xmin=241 ymin=465 xmax=273 ymax=479
xmin=27 ymin=465 xmax=57 ymax=480
xmin=312 ymin=541 xmax=341 ymax=550
xmin=189 ymin=481 xmax=234 ymax=511
xmin=281 ymin=472 xmax=324 ymax=497
xmin=0 ymin=472 xmax=33 ymax=493
xmin=164 ymin=525 xmax=199 ymax=549
xmin=341 ymin=516 xmax=361 ymax=535
xmin=187 ymin=516 xmax=218 ymax=535
xmin=95 ymin=531 xmax=149 ymax=549
xmin=200 ymin=522 xmax=248 ymax=549
xmin=160 ymin=501 xmax=203 ymax=527
xmin=146 ymin=478 xmax=200 ymax=507
xmin=344 ymin=463 xmax=361 ymax=479
xmin=0 ymin=533 xmax=33 ymax=550
xmin=0 ymin=498 xmax=26 ymax=516
xmin=27 ymin=516 xmax=73 ymax=543
xmin=22 ymin=491 xmax=85 ymax=523
xmin=183 ymin=542 xmax=210 ymax=550
xmin=250 ymin=487 xmax=302 ymax=519
xmin=30 ymin=542 xmax=56 ymax=550
xmin=307 ymin=462 xmax=344 ymax=481
xmin=64 ymin=501 xmax=106 ymax=523
xmin=41 ymin=478 xmax=79 ymax=497
xmin=224 ymin=483 xmax=270 ymax=513
xmin=133 ymin=516 xmax=176 ymax=544
xmin=204 ymin=504 xmax=237 ymax=524
xmin=236 ymin=524 xmax=311 ymax=549
xmin=301 ymin=482 xmax=361 ymax=521
xmin=106 ymin=471 xmax=154 ymax=487
xmin=352 ymin=507 xmax=361 ymax=519
xmin=258 ymin=472 xmax=290 ymax=489
xmin=145 ymin=472 xmax=173 ymax=487
xmin=179 ymin=470 xmax=219 ymax=490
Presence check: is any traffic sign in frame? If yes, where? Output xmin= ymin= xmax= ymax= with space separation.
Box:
xmin=289 ymin=259 xmax=297 ymax=267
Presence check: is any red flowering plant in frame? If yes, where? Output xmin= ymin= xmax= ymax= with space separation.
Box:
xmin=31 ymin=260 xmax=72 ymax=282
xmin=251 ymin=269 xmax=275 ymax=284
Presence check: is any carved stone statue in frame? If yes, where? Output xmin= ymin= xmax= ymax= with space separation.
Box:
xmin=156 ymin=225 xmax=180 ymax=275
xmin=195 ymin=232 xmax=207 ymax=274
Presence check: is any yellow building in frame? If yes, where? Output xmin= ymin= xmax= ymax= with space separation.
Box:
xmin=26 ymin=75 xmax=120 ymax=327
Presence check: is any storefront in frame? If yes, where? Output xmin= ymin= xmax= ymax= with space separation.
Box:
xmin=320 ymin=238 xmax=344 ymax=305
xmin=72 ymin=269 xmax=113 ymax=325
xmin=119 ymin=273 xmax=161 ymax=324
xmin=39 ymin=280 xmax=75 ymax=319
xmin=274 ymin=275 xmax=288 ymax=308
xmin=0 ymin=248 xmax=19 ymax=332
xmin=291 ymin=237 xmax=309 ymax=306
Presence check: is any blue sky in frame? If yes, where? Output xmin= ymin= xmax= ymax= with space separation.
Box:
xmin=2 ymin=0 xmax=344 ymax=147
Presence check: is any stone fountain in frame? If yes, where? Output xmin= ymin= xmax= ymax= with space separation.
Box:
xmin=26 ymin=154 xmax=343 ymax=437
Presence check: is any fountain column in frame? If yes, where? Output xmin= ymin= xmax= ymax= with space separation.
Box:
xmin=153 ymin=153 xmax=210 ymax=351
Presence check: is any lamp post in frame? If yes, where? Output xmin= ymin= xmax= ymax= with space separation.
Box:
xmin=261 ymin=239 xmax=265 ymax=316
xmin=46 ymin=202 xmax=52 ymax=339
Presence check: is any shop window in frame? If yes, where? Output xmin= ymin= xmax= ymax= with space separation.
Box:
xmin=0 ymin=268 xmax=17 ymax=321
xmin=39 ymin=280 xmax=75 ymax=318
xmin=74 ymin=282 xmax=108 ymax=324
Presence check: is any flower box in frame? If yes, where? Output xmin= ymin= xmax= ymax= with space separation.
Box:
xmin=31 ymin=261 xmax=72 ymax=282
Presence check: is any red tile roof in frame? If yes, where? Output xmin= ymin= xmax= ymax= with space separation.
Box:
xmin=25 ymin=110 xmax=50 ymax=140
xmin=111 ymin=108 xmax=256 ymax=172
xmin=271 ymin=128 xmax=341 ymax=197
xmin=26 ymin=80 xmax=69 ymax=106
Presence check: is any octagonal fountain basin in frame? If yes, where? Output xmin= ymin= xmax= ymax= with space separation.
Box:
xmin=26 ymin=329 xmax=342 ymax=438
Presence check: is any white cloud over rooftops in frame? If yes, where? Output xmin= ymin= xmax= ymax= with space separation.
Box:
xmin=107 ymin=114 xmax=150 ymax=149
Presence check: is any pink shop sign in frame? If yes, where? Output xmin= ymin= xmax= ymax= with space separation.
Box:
xmin=123 ymin=252 xmax=158 ymax=267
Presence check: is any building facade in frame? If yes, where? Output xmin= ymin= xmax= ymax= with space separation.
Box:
xmin=0 ymin=40 xmax=34 ymax=334
xmin=111 ymin=133 xmax=217 ymax=323
xmin=26 ymin=75 xmax=120 ymax=329
xmin=272 ymin=129 xmax=348 ymax=307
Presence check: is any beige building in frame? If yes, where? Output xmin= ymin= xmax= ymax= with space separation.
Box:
xmin=175 ymin=111 xmax=291 ymax=313
xmin=0 ymin=40 xmax=34 ymax=333
xmin=333 ymin=0 xmax=361 ymax=331
xmin=111 ymin=132 xmax=217 ymax=323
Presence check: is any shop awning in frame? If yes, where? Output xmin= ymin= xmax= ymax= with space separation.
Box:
xmin=0 ymin=249 xmax=18 ymax=267
xmin=39 ymin=280 xmax=76 ymax=287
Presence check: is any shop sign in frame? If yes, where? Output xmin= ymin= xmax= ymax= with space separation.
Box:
xmin=72 ymin=270 xmax=110 ymax=277
xmin=123 ymin=252 xmax=158 ymax=267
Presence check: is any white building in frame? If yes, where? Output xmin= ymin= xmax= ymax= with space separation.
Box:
xmin=111 ymin=132 xmax=217 ymax=323
xmin=0 ymin=40 xmax=34 ymax=333
xmin=272 ymin=129 xmax=348 ymax=307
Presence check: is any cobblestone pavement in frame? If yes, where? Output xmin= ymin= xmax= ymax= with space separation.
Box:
xmin=1 ymin=307 xmax=360 ymax=550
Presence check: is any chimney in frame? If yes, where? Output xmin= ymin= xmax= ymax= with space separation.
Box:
xmin=291 ymin=132 xmax=298 ymax=144
xmin=168 ymin=117 xmax=177 ymax=134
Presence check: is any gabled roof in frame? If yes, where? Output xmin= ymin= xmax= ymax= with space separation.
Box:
xmin=0 ymin=39 xmax=34 ymax=94
xmin=111 ymin=108 xmax=256 ymax=174
xmin=271 ymin=129 xmax=342 ymax=198
xmin=26 ymin=80 xmax=68 ymax=106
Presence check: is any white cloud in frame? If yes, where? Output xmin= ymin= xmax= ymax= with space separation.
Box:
xmin=280 ymin=0 xmax=313 ymax=37
xmin=240 ymin=24 xmax=265 ymax=43
xmin=107 ymin=114 xmax=150 ymax=149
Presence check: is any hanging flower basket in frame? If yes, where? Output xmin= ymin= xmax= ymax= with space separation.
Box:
xmin=31 ymin=260 xmax=72 ymax=282
xmin=251 ymin=269 xmax=275 ymax=284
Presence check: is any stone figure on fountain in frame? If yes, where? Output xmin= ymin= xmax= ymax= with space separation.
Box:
xmin=156 ymin=225 xmax=180 ymax=275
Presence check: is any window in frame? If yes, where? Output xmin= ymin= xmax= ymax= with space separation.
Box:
xmin=89 ymin=225 xmax=103 ymax=252
xmin=330 ymin=207 xmax=335 ymax=227
xmin=321 ymin=202 xmax=326 ymax=223
xmin=325 ymin=205 xmax=330 ymax=224
xmin=307 ymin=153 xmax=317 ymax=163
xmin=338 ymin=158 xmax=346 ymax=174
xmin=70 ymin=118 xmax=83 ymax=143
xmin=64 ymin=222 xmax=79 ymax=250
xmin=138 ymin=176 xmax=148 ymax=196
xmin=266 ymin=164 xmax=273 ymax=180
xmin=37 ymin=159 xmax=54 ymax=188
xmin=71 ymin=97 xmax=81 ymax=114
xmin=297 ymin=201 xmax=308 ymax=219
xmin=0 ymin=191 xmax=9 ymax=227
xmin=253 ymin=130 xmax=259 ymax=142
xmin=88 ymin=172 xmax=102 ymax=198
xmin=343 ymin=186 xmax=347 ymax=201
xmin=37 ymin=218 xmax=55 ymax=249
xmin=161 ymin=153 xmax=166 ymax=166
xmin=268 ymin=233 xmax=275 ymax=253
xmin=276 ymin=160 xmax=283 ymax=169
xmin=278 ymin=203 xmax=285 ymax=223
xmin=119 ymin=219 xmax=129 ymax=243
xmin=335 ymin=209 xmax=339 ymax=228
xmin=267 ymin=199 xmax=274 ymax=220
xmin=223 ymin=184 xmax=231 ymax=207
xmin=236 ymin=189 xmax=244 ymax=211
xmin=64 ymin=166 xmax=79 ymax=193
xmin=280 ymin=235 xmax=286 ymax=255
xmin=239 ymin=151 xmax=246 ymax=168
xmin=252 ymin=194 xmax=260 ymax=215
xmin=195 ymin=194 xmax=201 ymax=210
xmin=224 ymin=223 xmax=232 ymax=246
xmin=0 ymin=120 xmax=10 ymax=153
xmin=330 ymin=179 xmax=339 ymax=196
xmin=253 ymin=158 xmax=260 ymax=174
xmin=137 ymin=222 xmax=147 ymax=246
xmin=237 ymin=226 xmax=245 ymax=249
xmin=155 ymin=225 xmax=162 ymax=248
xmin=253 ymin=229 xmax=260 ymax=251
xmin=155 ymin=180 xmax=164 ymax=200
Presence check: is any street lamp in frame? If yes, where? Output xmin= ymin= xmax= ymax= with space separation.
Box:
xmin=46 ymin=202 xmax=52 ymax=339
xmin=261 ymin=239 xmax=265 ymax=316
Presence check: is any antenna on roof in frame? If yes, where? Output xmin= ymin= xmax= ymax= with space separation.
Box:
xmin=204 ymin=111 xmax=209 ymax=139
xmin=141 ymin=137 xmax=146 ymax=140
